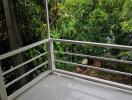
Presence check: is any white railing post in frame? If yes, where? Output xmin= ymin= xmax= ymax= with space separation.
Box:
xmin=47 ymin=40 xmax=55 ymax=71
xmin=45 ymin=0 xmax=50 ymax=39
xmin=0 ymin=66 xmax=8 ymax=100
xmin=44 ymin=0 xmax=55 ymax=71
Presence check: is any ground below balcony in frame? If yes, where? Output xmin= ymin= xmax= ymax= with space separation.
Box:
xmin=14 ymin=73 xmax=132 ymax=100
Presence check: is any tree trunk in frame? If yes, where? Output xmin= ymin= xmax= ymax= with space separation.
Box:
xmin=2 ymin=0 xmax=27 ymax=88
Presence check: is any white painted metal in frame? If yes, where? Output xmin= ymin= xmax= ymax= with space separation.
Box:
xmin=45 ymin=0 xmax=50 ymax=39
xmin=52 ymin=38 xmax=132 ymax=50
xmin=54 ymin=69 xmax=132 ymax=92
xmin=55 ymin=51 xmax=132 ymax=64
xmin=44 ymin=0 xmax=55 ymax=71
xmin=6 ymin=61 xmax=48 ymax=87
xmin=0 ymin=39 xmax=49 ymax=61
xmin=0 ymin=38 xmax=131 ymax=99
xmin=3 ymin=52 xmax=47 ymax=76
xmin=14 ymin=74 xmax=132 ymax=100
xmin=8 ymin=70 xmax=51 ymax=100
xmin=55 ymin=60 xmax=132 ymax=76
xmin=0 ymin=66 xmax=8 ymax=100
xmin=47 ymin=40 xmax=55 ymax=71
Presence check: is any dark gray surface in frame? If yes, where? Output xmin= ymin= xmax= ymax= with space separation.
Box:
xmin=15 ymin=74 xmax=132 ymax=100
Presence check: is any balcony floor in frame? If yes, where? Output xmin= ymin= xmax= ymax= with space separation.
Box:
xmin=15 ymin=73 xmax=132 ymax=100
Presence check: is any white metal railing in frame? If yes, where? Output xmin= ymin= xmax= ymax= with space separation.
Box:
xmin=0 ymin=39 xmax=49 ymax=61
xmin=0 ymin=39 xmax=52 ymax=100
xmin=55 ymin=60 xmax=132 ymax=76
xmin=2 ymin=52 xmax=47 ymax=76
xmin=55 ymin=51 xmax=132 ymax=64
xmin=52 ymin=38 xmax=132 ymax=50
xmin=0 ymin=38 xmax=132 ymax=100
xmin=5 ymin=61 xmax=49 ymax=88
xmin=53 ymin=38 xmax=132 ymax=91
xmin=53 ymin=39 xmax=132 ymax=76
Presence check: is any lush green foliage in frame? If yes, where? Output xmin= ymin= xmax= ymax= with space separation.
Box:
xmin=14 ymin=0 xmax=47 ymax=45
xmin=14 ymin=0 xmax=48 ymax=67
xmin=50 ymin=0 xmax=132 ymax=81
xmin=0 ymin=0 xmax=48 ymax=95
xmin=51 ymin=0 xmax=132 ymax=44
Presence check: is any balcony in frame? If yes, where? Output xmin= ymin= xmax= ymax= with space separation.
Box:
xmin=0 ymin=0 xmax=132 ymax=99
xmin=0 ymin=38 xmax=132 ymax=100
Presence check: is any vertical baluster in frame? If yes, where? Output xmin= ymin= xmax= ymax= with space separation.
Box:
xmin=0 ymin=65 xmax=8 ymax=100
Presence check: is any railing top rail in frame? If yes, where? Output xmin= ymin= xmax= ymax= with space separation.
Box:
xmin=1 ymin=38 xmax=131 ymax=61
xmin=0 ymin=39 xmax=50 ymax=61
xmin=52 ymin=38 xmax=132 ymax=50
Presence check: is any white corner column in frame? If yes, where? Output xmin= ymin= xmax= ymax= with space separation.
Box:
xmin=47 ymin=40 xmax=55 ymax=71
xmin=45 ymin=0 xmax=55 ymax=71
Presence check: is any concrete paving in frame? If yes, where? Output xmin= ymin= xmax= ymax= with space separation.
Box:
xmin=15 ymin=74 xmax=132 ymax=100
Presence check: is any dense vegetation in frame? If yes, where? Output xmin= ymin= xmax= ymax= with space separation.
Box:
xmin=51 ymin=0 xmax=132 ymax=43
xmin=0 ymin=0 xmax=132 ymax=95
xmin=50 ymin=0 xmax=132 ymax=85
xmin=0 ymin=0 xmax=48 ymax=95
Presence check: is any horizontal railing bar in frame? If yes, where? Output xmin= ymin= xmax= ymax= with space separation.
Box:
xmin=5 ymin=61 xmax=48 ymax=87
xmin=52 ymin=38 xmax=132 ymax=50
xmin=54 ymin=69 xmax=132 ymax=92
xmin=55 ymin=51 xmax=132 ymax=65
xmin=2 ymin=52 xmax=47 ymax=76
xmin=8 ymin=70 xmax=51 ymax=100
xmin=55 ymin=60 xmax=132 ymax=76
xmin=0 ymin=39 xmax=50 ymax=61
